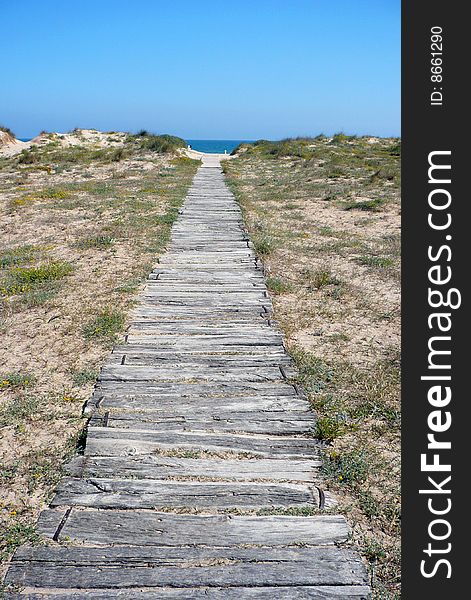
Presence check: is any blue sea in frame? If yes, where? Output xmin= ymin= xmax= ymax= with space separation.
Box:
xmin=186 ymin=140 xmax=252 ymax=154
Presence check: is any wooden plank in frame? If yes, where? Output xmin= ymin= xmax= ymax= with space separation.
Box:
xmin=66 ymin=456 xmax=321 ymax=481
xmin=6 ymin=585 xmax=372 ymax=599
xmin=124 ymin=336 xmax=282 ymax=347
xmin=51 ymin=478 xmax=319 ymax=509
xmin=108 ymin=351 xmax=292 ymax=367
xmin=85 ymin=394 xmax=308 ymax=415
xmin=90 ymin=382 xmax=297 ymax=398
xmin=84 ymin=428 xmax=322 ymax=459
xmin=37 ymin=509 xmax=350 ymax=547
xmin=98 ymin=365 xmax=286 ymax=384
xmin=88 ymin=411 xmax=313 ymax=435
xmin=7 ymin=546 xmax=367 ymax=589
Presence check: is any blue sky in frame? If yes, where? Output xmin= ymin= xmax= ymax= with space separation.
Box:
xmin=1 ymin=1 xmax=400 ymax=139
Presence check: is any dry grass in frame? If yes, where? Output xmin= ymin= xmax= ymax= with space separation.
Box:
xmin=0 ymin=131 xmax=199 ymax=572
xmin=224 ymin=135 xmax=401 ymax=599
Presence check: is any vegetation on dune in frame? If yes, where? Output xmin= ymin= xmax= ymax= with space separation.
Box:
xmin=135 ymin=131 xmax=187 ymax=153
xmin=0 ymin=125 xmax=16 ymax=139
xmin=224 ymin=134 xmax=401 ymax=599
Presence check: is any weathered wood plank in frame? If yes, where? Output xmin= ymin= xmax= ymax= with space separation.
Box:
xmin=98 ymin=365 xmax=287 ymax=384
xmin=65 ymin=455 xmax=321 ymax=481
xmin=51 ymin=478 xmax=319 ymax=509
xmin=84 ymin=428 xmax=322 ymax=459
xmin=6 ymin=585 xmax=372 ymax=599
xmin=90 ymin=382 xmax=298 ymax=398
xmin=85 ymin=394 xmax=308 ymax=415
xmin=37 ymin=509 xmax=350 ymax=546
xmin=7 ymin=546 xmax=367 ymax=588
xmin=88 ymin=410 xmax=313 ymax=435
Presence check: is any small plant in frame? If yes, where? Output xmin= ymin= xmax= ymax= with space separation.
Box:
xmin=314 ymin=415 xmax=348 ymax=442
xmin=20 ymin=283 xmax=60 ymax=307
xmin=0 ymin=394 xmax=39 ymax=428
xmin=323 ymin=449 xmax=369 ymax=484
xmin=342 ymin=198 xmax=386 ymax=212
xmin=0 ymin=522 xmax=40 ymax=563
xmin=34 ymin=188 xmax=70 ymax=200
xmin=291 ymin=349 xmax=334 ymax=394
xmin=308 ymin=268 xmax=340 ymax=289
xmin=75 ymin=235 xmax=115 ymax=249
xmin=266 ymin=277 xmax=292 ymax=294
xmin=253 ymin=235 xmax=276 ymax=256
xmin=0 ymin=245 xmax=38 ymax=268
xmin=357 ymin=255 xmax=393 ymax=269
xmin=2 ymin=261 xmax=73 ymax=296
xmin=0 ymin=372 xmax=35 ymax=390
xmin=72 ymin=368 xmax=99 ymax=386
xmin=83 ymin=309 xmax=125 ymax=341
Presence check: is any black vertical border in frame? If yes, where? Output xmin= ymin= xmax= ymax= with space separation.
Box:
xmin=402 ymin=1 xmax=467 ymax=597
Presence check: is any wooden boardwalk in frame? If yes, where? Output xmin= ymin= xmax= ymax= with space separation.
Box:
xmin=4 ymin=155 xmax=370 ymax=598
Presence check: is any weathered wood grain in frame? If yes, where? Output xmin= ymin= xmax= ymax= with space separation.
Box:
xmin=65 ymin=455 xmax=321 ymax=481
xmin=84 ymin=428 xmax=323 ymax=458
xmin=37 ymin=509 xmax=350 ymax=546
xmin=6 ymin=586 xmax=371 ymax=599
xmin=7 ymin=545 xmax=367 ymax=588
xmin=51 ymin=478 xmax=320 ymax=509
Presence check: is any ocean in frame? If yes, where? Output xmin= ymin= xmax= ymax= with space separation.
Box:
xmin=186 ymin=140 xmax=252 ymax=154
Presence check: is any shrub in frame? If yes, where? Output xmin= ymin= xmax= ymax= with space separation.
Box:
xmin=137 ymin=133 xmax=186 ymax=153
xmin=17 ymin=149 xmax=39 ymax=164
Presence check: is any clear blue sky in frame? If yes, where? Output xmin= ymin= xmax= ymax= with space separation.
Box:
xmin=1 ymin=0 xmax=400 ymax=139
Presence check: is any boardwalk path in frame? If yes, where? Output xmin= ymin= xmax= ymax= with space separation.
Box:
xmin=5 ymin=155 xmax=370 ymax=598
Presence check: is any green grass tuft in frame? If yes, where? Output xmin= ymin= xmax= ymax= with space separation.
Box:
xmin=323 ymin=449 xmax=369 ymax=484
xmin=0 ymin=245 xmax=38 ymax=268
xmin=357 ymin=255 xmax=394 ymax=269
xmin=2 ymin=261 xmax=73 ymax=296
xmin=0 ymin=372 xmax=36 ymax=390
xmin=266 ymin=277 xmax=292 ymax=294
xmin=83 ymin=309 xmax=125 ymax=341
xmin=75 ymin=235 xmax=115 ymax=249
xmin=253 ymin=235 xmax=277 ymax=256
xmin=342 ymin=198 xmax=386 ymax=212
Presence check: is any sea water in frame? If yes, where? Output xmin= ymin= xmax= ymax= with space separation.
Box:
xmin=186 ymin=140 xmax=252 ymax=154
